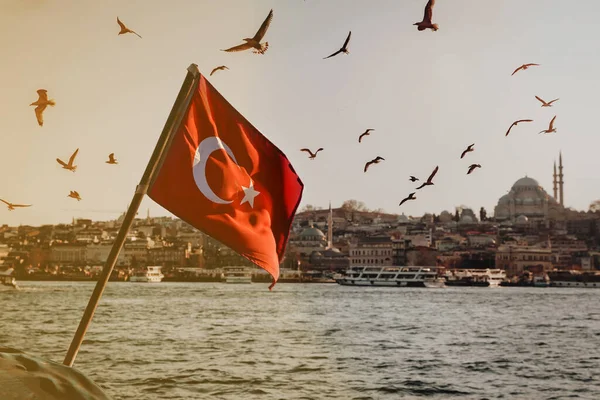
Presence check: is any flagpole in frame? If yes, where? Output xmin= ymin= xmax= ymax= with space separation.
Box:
xmin=63 ymin=64 xmax=200 ymax=367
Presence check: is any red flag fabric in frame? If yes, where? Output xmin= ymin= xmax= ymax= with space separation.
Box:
xmin=148 ymin=74 xmax=304 ymax=289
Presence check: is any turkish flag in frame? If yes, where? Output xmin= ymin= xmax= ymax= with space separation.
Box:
xmin=148 ymin=74 xmax=304 ymax=289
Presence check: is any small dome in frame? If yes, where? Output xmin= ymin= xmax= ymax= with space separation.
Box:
xmin=516 ymin=215 xmax=529 ymax=224
xmin=498 ymin=194 xmax=512 ymax=204
xmin=512 ymin=177 xmax=539 ymax=189
xmin=460 ymin=215 xmax=474 ymax=224
xmin=299 ymin=226 xmax=325 ymax=238
xmin=397 ymin=213 xmax=409 ymax=223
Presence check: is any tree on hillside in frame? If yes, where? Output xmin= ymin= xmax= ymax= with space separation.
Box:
xmin=590 ymin=200 xmax=600 ymax=212
xmin=479 ymin=207 xmax=487 ymax=221
xmin=341 ymin=199 xmax=368 ymax=212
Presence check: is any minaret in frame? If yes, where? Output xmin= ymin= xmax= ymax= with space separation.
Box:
xmin=326 ymin=201 xmax=333 ymax=250
xmin=559 ymin=151 xmax=564 ymax=207
xmin=552 ymin=160 xmax=558 ymax=201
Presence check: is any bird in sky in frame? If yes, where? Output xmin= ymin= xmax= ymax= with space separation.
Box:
xmin=68 ymin=191 xmax=81 ymax=201
xmin=399 ymin=192 xmax=416 ymax=206
xmin=539 ymin=116 xmax=557 ymax=134
xmin=0 ymin=199 xmax=32 ymax=211
xmin=364 ymin=156 xmax=385 ymax=173
xmin=460 ymin=144 xmax=475 ymax=159
xmin=324 ymin=31 xmax=351 ymax=59
xmin=358 ymin=129 xmax=374 ymax=143
xmin=505 ymin=119 xmax=533 ymax=136
xmin=511 ymin=63 xmax=539 ymax=76
xmin=467 ymin=164 xmax=481 ymax=175
xmin=221 ymin=9 xmax=273 ymax=55
xmin=30 ymin=89 xmax=55 ymax=127
xmin=106 ymin=153 xmax=118 ymax=164
xmin=57 ymin=148 xmax=79 ymax=172
xmin=117 ymin=17 xmax=142 ymax=38
xmin=535 ymin=96 xmax=559 ymax=107
xmin=300 ymin=148 xmax=323 ymax=159
xmin=414 ymin=0 xmax=439 ymax=31
xmin=210 ymin=66 xmax=229 ymax=76
xmin=409 ymin=176 xmax=419 ymax=182
xmin=415 ymin=166 xmax=439 ymax=189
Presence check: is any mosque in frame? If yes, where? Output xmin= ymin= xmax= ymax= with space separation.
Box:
xmin=493 ymin=152 xmax=568 ymax=223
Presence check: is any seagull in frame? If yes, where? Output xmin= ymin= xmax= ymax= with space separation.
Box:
xmin=0 ymin=199 xmax=32 ymax=211
xmin=68 ymin=191 xmax=81 ymax=201
xmin=117 ymin=17 xmax=142 ymax=38
xmin=409 ymin=176 xmax=419 ymax=182
xmin=358 ymin=129 xmax=374 ymax=143
xmin=535 ymin=96 xmax=559 ymax=107
xmin=415 ymin=166 xmax=439 ymax=189
xmin=106 ymin=153 xmax=118 ymax=164
xmin=505 ymin=119 xmax=533 ymax=136
xmin=210 ymin=66 xmax=229 ymax=76
xmin=399 ymin=192 xmax=416 ymax=206
xmin=364 ymin=156 xmax=385 ymax=173
xmin=460 ymin=143 xmax=475 ymax=159
xmin=221 ymin=9 xmax=273 ymax=55
xmin=300 ymin=148 xmax=323 ymax=159
xmin=57 ymin=148 xmax=79 ymax=172
xmin=511 ymin=63 xmax=539 ymax=76
xmin=467 ymin=164 xmax=481 ymax=175
xmin=414 ymin=0 xmax=439 ymax=31
xmin=539 ymin=116 xmax=557 ymax=134
xmin=324 ymin=31 xmax=351 ymax=59
xmin=30 ymin=89 xmax=55 ymax=127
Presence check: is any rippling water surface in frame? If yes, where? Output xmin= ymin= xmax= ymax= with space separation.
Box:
xmin=1 ymin=282 xmax=599 ymax=399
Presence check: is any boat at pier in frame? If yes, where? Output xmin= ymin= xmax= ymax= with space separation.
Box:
xmin=444 ymin=269 xmax=506 ymax=287
xmin=549 ymin=270 xmax=600 ymax=288
xmin=0 ymin=267 xmax=18 ymax=289
xmin=223 ymin=266 xmax=252 ymax=284
xmin=335 ymin=266 xmax=445 ymax=288
xmin=128 ymin=266 xmax=164 ymax=283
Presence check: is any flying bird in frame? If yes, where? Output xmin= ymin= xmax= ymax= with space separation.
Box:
xmin=511 ymin=63 xmax=539 ymax=76
xmin=117 ymin=17 xmax=142 ymax=38
xmin=415 ymin=166 xmax=439 ymax=189
xmin=221 ymin=9 xmax=273 ymax=55
xmin=106 ymin=153 xmax=118 ymax=164
xmin=30 ymin=89 xmax=56 ymax=127
xmin=0 ymin=199 xmax=32 ymax=211
xmin=68 ymin=191 xmax=81 ymax=201
xmin=467 ymin=164 xmax=481 ymax=175
xmin=300 ymin=148 xmax=323 ymax=159
xmin=535 ymin=96 xmax=559 ymax=107
xmin=364 ymin=156 xmax=385 ymax=173
xmin=505 ymin=119 xmax=533 ymax=136
xmin=358 ymin=129 xmax=374 ymax=143
xmin=57 ymin=148 xmax=79 ymax=172
xmin=210 ymin=66 xmax=229 ymax=76
xmin=539 ymin=116 xmax=557 ymax=134
xmin=414 ymin=0 xmax=439 ymax=31
xmin=399 ymin=192 xmax=416 ymax=206
xmin=409 ymin=176 xmax=419 ymax=182
xmin=460 ymin=144 xmax=475 ymax=159
xmin=324 ymin=31 xmax=351 ymax=59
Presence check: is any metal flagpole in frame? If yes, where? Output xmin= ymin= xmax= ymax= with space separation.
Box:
xmin=63 ymin=64 xmax=200 ymax=367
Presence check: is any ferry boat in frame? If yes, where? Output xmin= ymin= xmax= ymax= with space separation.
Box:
xmin=444 ymin=269 xmax=506 ymax=287
xmin=128 ymin=266 xmax=164 ymax=283
xmin=223 ymin=266 xmax=252 ymax=284
xmin=0 ymin=267 xmax=18 ymax=289
xmin=549 ymin=270 xmax=600 ymax=288
xmin=335 ymin=266 xmax=446 ymax=288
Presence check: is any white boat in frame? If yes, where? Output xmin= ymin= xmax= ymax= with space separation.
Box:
xmin=336 ymin=266 xmax=446 ymax=288
xmin=0 ymin=267 xmax=18 ymax=289
xmin=444 ymin=269 xmax=506 ymax=287
xmin=129 ymin=266 xmax=164 ymax=283
xmin=223 ymin=266 xmax=252 ymax=284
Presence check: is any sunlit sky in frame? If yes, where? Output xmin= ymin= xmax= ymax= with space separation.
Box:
xmin=1 ymin=0 xmax=598 ymax=226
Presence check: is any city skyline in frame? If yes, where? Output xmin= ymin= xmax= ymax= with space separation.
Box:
xmin=1 ymin=0 xmax=598 ymax=226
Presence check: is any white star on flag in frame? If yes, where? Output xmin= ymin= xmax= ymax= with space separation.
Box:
xmin=240 ymin=180 xmax=260 ymax=208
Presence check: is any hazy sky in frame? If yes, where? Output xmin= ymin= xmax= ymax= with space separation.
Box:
xmin=1 ymin=0 xmax=598 ymax=226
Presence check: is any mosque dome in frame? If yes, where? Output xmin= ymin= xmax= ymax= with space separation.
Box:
xmin=516 ymin=215 xmax=529 ymax=224
xmin=397 ymin=213 xmax=409 ymax=223
xmin=459 ymin=215 xmax=475 ymax=224
xmin=299 ymin=226 xmax=325 ymax=239
xmin=512 ymin=177 xmax=540 ymax=189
